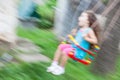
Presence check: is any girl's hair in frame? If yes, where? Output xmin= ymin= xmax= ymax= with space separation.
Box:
xmin=85 ymin=10 xmax=101 ymax=45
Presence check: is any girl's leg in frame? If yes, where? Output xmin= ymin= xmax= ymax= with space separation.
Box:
xmin=52 ymin=47 xmax=62 ymax=62
xmin=47 ymin=47 xmax=61 ymax=72
xmin=59 ymin=52 xmax=69 ymax=67
xmin=59 ymin=48 xmax=73 ymax=67
xmin=47 ymin=44 xmax=71 ymax=72
xmin=47 ymin=44 xmax=72 ymax=74
xmin=51 ymin=48 xmax=73 ymax=75
xmin=51 ymin=51 xmax=67 ymax=75
xmin=52 ymin=44 xmax=72 ymax=62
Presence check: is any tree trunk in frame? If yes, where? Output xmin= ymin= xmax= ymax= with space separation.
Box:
xmin=92 ymin=1 xmax=120 ymax=75
xmin=54 ymin=0 xmax=80 ymax=39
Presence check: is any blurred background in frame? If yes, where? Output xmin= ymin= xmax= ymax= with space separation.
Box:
xmin=0 ymin=0 xmax=120 ymax=80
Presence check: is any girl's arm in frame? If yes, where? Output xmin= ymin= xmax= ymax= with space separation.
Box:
xmin=84 ymin=30 xmax=98 ymax=44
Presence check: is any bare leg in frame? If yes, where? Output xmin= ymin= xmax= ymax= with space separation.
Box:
xmin=53 ymin=47 xmax=62 ymax=62
xmin=47 ymin=47 xmax=62 ymax=72
xmin=59 ymin=52 xmax=69 ymax=67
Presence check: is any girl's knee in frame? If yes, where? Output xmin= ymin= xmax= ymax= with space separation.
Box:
xmin=58 ymin=44 xmax=63 ymax=51
xmin=58 ymin=44 xmax=71 ymax=51
xmin=58 ymin=44 xmax=66 ymax=51
xmin=63 ymin=48 xmax=73 ymax=55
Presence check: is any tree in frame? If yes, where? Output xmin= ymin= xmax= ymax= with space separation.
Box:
xmin=54 ymin=0 xmax=80 ymax=40
xmin=92 ymin=1 xmax=120 ymax=75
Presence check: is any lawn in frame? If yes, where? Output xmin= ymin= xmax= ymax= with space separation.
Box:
xmin=0 ymin=27 xmax=119 ymax=80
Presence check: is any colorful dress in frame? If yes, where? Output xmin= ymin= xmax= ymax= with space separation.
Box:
xmin=72 ymin=27 xmax=92 ymax=59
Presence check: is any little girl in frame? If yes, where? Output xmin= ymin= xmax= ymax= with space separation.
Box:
xmin=47 ymin=10 xmax=101 ymax=75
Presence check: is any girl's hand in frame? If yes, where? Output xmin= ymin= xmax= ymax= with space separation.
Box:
xmin=71 ymin=29 xmax=77 ymax=36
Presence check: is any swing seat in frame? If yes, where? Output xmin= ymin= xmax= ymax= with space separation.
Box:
xmin=67 ymin=45 xmax=100 ymax=65
xmin=63 ymin=35 xmax=100 ymax=65
xmin=68 ymin=52 xmax=91 ymax=65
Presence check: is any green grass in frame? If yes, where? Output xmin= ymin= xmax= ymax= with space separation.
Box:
xmin=0 ymin=62 xmax=105 ymax=80
xmin=17 ymin=27 xmax=59 ymax=59
xmin=0 ymin=27 xmax=119 ymax=80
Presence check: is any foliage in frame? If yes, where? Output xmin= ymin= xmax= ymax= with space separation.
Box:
xmin=36 ymin=0 xmax=57 ymax=29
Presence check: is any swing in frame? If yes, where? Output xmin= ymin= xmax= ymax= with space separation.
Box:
xmin=62 ymin=35 xmax=100 ymax=65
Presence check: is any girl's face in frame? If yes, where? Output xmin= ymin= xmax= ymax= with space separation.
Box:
xmin=78 ymin=12 xmax=89 ymax=27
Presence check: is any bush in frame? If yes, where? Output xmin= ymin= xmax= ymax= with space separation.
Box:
xmin=36 ymin=19 xmax=53 ymax=29
xmin=36 ymin=0 xmax=56 ymax=29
